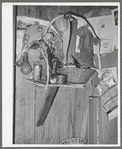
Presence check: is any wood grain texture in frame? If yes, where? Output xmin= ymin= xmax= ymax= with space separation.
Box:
xmin=15 ymin=64 xmax=96 ymax=144
xmin=33 ymin=86 xmax=95 ymax=144
xmin=34 ymin=86 xmax=46 ymax=144
xmin=15 ymin=69 xmax=35 ymax=144
xmin=88 ymin=85 xmax=118 ymax=144
xmin=36 ymin=86 xmax=59 ymax=126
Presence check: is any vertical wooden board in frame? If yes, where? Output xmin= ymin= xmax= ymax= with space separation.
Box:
xmin=44 ymin=88 xmax=59 ymax=144
xmin=41 ymin=106 xmax=50 ymax=143
xmin=106 ymin=117 xmax=118 ymax=144
xmin=73 ymin=87 xmax=85 ymax=138
xmin=15 ymin=75 xmax=35 ymax=144
xmin=84 ymin=86 xmax=95 ymax=143
xmin=34 ymin=86 xmax=47 ymax=144
xmin=43 ymin=87 xmax=59 ymax=144
xmin=34 ymin=86 xmax=61 ymax=144
xmin=47 ymin=106 xmax=57 ymax=144
xmin=53 ymin=90 xmax=61 ymax=144
xmin=58 ymin=87 xmax=67 ymax=143
xmin=80 ymin=86 xmax=91 ymax=138
xmin=89 ymin=96 xmax=95 ymax=144
xmin=47 ymin=87 xmax=69 ymax=144
xmin=88 ymin=92 xmax=103 ymax=144
xmin=101 ymin=93 xmax=109 ymax=144
xmin=85 ymin=86 xmax=95 ymax=137
xmin=14 ymin=68 xmax=21 ymax=143
xmin=46 ymin=87 xmax=65 ymax=144
xmin=58 ymin=87 xmax=75 ymax=143
xmin=80 ymin=87 xmax=89 ymax=138
xmin=74 ymin=86 xmax=94 ymax=139
xmin=87 ymin=86 xmax=100 ymax=144
xmin=15 ymin=68 xmax=22 ymax=107
xmin=67 ymin=87 xmax=75 ymax=140
xmin=36 ymin=86 xmax=76 ymax=144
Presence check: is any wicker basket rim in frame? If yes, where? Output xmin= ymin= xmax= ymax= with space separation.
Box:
xmin=62 ymin=137 xmax=87 ymax=144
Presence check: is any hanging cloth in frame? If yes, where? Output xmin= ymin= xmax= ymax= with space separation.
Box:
xmin=75 ymin=25 xmax=95 ymax=68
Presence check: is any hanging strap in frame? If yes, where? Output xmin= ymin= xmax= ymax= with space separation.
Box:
xmin=62 ymin=19 xmax=71 ymax=64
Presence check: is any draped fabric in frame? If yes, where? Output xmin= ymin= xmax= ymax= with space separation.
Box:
xmin=75 ymin=26 xmax=95 ymax=68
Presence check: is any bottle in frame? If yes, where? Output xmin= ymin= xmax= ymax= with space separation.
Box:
xmin=20 ymin=52 xmax=32 ymax=75
xmin=33 ymin=61 xmax=42 ymax=81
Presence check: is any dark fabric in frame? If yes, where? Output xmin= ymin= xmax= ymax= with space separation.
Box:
xmin=75 ymin=26 xmax=95 ymax=68
xmin=101 ymin=49 xmax=118 ymax=69
xmin=68 ymin=19 xmax=78 ymax=63
xmin=91 ymin=71 xmax=103 ymax=87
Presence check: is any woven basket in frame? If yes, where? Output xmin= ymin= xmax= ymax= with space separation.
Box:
xmin=62 ymin=138 xmax=87 ymax=144
xmin=57 ymin=67 xmax=95 ymax=84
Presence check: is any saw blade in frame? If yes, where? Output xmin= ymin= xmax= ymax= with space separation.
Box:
xmin=36 ymin=86 xmax=59 ymax=126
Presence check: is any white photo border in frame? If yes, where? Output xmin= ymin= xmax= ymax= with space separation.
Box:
xmin=2 ymin=2 xmax=120 ymax=147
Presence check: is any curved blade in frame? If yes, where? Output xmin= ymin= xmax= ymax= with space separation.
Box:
xmin=36 ymin=86 xmax=59 ymax=126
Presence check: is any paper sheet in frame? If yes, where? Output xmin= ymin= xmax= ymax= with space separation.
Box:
xmin=88 ymin=15 xmax=117 ymax=54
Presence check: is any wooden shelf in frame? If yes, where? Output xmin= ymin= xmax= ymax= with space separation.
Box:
xmin=26 ymin=78 xmax=91 ymax=88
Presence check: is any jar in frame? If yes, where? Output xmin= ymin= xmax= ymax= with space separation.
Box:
xmin=33 ymin=62 xmax=42 ymax=81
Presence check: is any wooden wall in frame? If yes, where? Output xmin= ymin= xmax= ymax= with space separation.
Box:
xmin=15 ymin=5 xmax=95 ymax=144
xmin=15 ymin=66 xmax=95 ymax=144
xmin=16 ymin=5 xmax=117 ymax=21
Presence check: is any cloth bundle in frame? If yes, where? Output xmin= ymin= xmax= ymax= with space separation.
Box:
xmin=75 ymin=25 xmax=95 ymax=68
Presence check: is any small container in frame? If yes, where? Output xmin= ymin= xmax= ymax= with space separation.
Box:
xmin=50 ymin=74 xmax=67 ymax=84
xmin=33 ymin=62 xmax=42 ymax=81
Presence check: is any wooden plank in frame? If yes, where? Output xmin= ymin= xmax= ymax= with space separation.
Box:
xmin=59 ymin=87 xmax=75 ymax=143
xmin=89 ymin=95 xmax=102 ymax=144
xmin=74 ymin=87 xmax=88 ymax=138
xmin=15 ymin=73 xmax=35 ymax=144
xmin=34 ymin=86 xmax=61 ymax=144
xmin=100 ymin=93 xmax=108 ymax=144
xmin=88 ymin=96 xmax=95 ymax=144
xmin=106 ymin=117 xmax=118 ymax=144
xmin=35 ymin=86 xmax=94 ymax=144
xmin=34 ymin=86 xmax=46 ymax=144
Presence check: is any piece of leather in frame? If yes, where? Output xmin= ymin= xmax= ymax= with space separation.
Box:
xmin=36 ymin=86 xmax=59 ymax=126
xmin=63 ymin=19 xmax=71 ymax=64
xmin=68 ymin=19 xmax=78 ymax=63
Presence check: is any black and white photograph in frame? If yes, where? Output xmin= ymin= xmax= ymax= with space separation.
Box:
xmin=2 ymin=2 xmax=120 ymax=147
